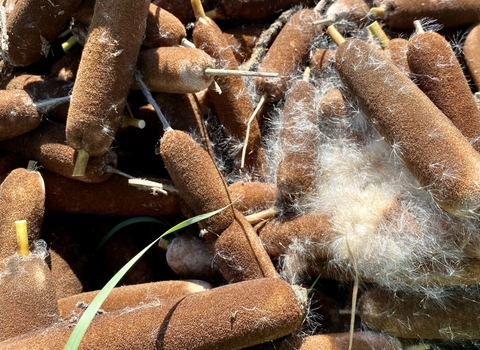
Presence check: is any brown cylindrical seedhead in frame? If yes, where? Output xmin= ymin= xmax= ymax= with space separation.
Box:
xmin=407 ymin=31 xmax=480 ymax=151
xmin=464 ymin=24 xmax=480 ymax=92
xmin=0 ymin=90 xmax=41 ymax=140
xmin=66 ymin=0 xmax=150 ymax=156
xmin=335 ymin=38 xmax=480 ymax=218
xmin=144 ymin=3 xmax=186 ymax=48
xmin=159 ymin=129 xmax=234 ymax=240
xmin=0 ymin=168 xmax=44 ymax=261
xmin=135 ymin=47 xmax=215 ymax=94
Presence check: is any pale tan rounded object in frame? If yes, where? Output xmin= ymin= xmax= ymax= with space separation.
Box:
xmin=464 ymin=24 xmax=480 ymax=92
xmin=136 ymin=47 xmax=215 ymax=94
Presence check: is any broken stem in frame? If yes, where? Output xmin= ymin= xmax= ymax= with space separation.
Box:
xmin=245 ymin=207 xmax=277 ymax=225
xmin=327 ymin=25 xmax=345 ymax=46
xmin=241 ymin=92 xmax=267 ymax=169
xmin=72 ymin=148 xmax=90 ymax=177
xmin=15 ymin=220 xmax=29 ymax=256
xmin=367 ymin=21 xmax=390 ymax=49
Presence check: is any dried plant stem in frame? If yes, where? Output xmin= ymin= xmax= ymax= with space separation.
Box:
xmin=245 ymin=207 xmax=277 ymax=225
xmin=240 ymin=92 xmax=267 ymax=169
xmin=327 ymin=25 xmax=345 ymax=46
xmin=367 ymin=21 xmax=390 ymax=49
xmin=72 ymin=148 xmax=90 ymax=177
xmin=15 ymin=220 xmax=29 ymax=256
xmin=413 ymin=20 xmax=425 ymax=34
xmin=191 ymin=0 xmax=207 ymax=20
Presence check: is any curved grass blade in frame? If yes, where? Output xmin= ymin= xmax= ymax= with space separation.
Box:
xmin=96 ymin=216 xmax=169 ymax=251
xmin=64 ymin=205 xmax=229 ymax=350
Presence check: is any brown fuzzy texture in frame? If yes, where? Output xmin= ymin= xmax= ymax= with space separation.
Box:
xmin=57 ymin=280 xmax=212 ymax=319
xmin=3 ymin=74 xmax=72 ymax=123
xmin=159 ymin=129 xmax=234 ymax=240
xmin=319 ymin=88 xmax=348 ymax=120
xmin=0 ymin=168 xmax=44 ymax=261
xmin=384 ymin=37 xmax=410 ymax=74
xmin=215 ymin=0 xmax=316 ymax=22
xmin=214 ymin=209 xmax=277 ymax=283
xmin=166 ymin=234 xmax=222 ymax=281
xmin=273 ymin=332 xmax=402 ymax=350
xmin=135 ymin=47 xmax=215 ymax=94
xmin=48 ymin=250 xmax=84 ymax=301
xmin=223 ymin=24 xmax=266 ymax=64
xmin=151 ymin=0 xmax=216 ymax=24
xmin=228 ymin=181 xmax=277 ymax=214
xmin=256 ymin=9 xmax=321 ymax=102
xmin=375 ymin=0 xmax=480 ymax=29
xmin=0 ymin=90 xmax=40 ymax=140
xmin=0 ymin=253 xmax=59 ymax=341
xmin=3 ymin=0 xmax=83 ymax=66
xmin=0 ymin=120 xmax=116 ymax=183
xmin=0 ymin=296 xmax=185 ymax=349
xmin=360 ymin=287 xmax=480 ymax=339
xmin=42 ymin=170 xmax=180 ymax=216
xmin=407 ymin=31 xmax=480 ymax=151
xmin=335 ymin=38 xmax=480 ymax=218
xmin=66 ymin=0 xmax=149 ymax=156
xmin=258 ymin=212 xmax=331 ymax=258
xmin=159 ymin=278 xmax=305 ymax=350
xmin=276 ymin=79 xmax=320 ymax=207
xmin=310 ymin=49 xmax=336 ymax=77
xmin=49 ymin=45 xmax=82 ymax=82
xmin=144 ymin=4 xmax=186 ymax=48
xmin=193 ymin=16 xmax=265 ymax=174
xmin=325 ymin=0 xmax=370 ymax=25
xmin=154 ymin=92 xmax=214 ymax=155
xmin=464 ymin=24 xmax=480 ymax=92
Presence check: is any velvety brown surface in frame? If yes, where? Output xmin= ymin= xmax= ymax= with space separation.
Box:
xmin=0 ymin=90 xmax=40 ymax=140
xmin=407 ymin=31 xmax=480 ymax=151
xmin=335 ymin=38 xmax=480 ymax=218
xmin=42 ymin=170 xmax=180 ymax=216
xmin=0 ymin=120 xmax=116 ymax=183
xmin=193 ymin=16 xmax=265 ymax=174
xmin=0 ymin=254 xmax=59 ymax=341
xmin=271 ymin=332 xmax=402 ymax=350
xmin=58 ymin=280 xmax=211 ymax=319
xmin=0 ymin=168 xmax=44 ymax=260
xmin=325 ymin=0 xmax=370 ymax=25
xmin=376 ymin=0 xmax=480 ymax=29
xmin=256 ymin=9 xmax=322 ymax=102
xmin=144 ymin=4 xmax=186 ymax=48
xmin=216 ymin=0 xmax=316 ymax=22
xmin=258 ymin=212 xmax=331 ymax=258
xmin=385 ymin=38 xmax=409 ymax=74
xmin=0 ymin=296 xmax=184 ymax=349
xmin=276 ymin=79 xmax=320 ymax=207
xmin=228 ymin=181 xmax=277 ymax=214
xmin=310 ymin=49 xmax=336 ymax=77
xmin=151 ymin=0 xmax=216 ymax=24
xmin=360 ymin=287 xmax=480 ymax=339
xmin=66 ymin=0 xmax=149 ymax=156
xmin=214 ymin=209 xmax=277 ymax=283
xmin=4 ymin=0 xmax=82 ymax=66
xmin=464 ymin=24 xmax=480 ymax=92
xmin=223 ymin=24 xmax=266 ymax=64
xmin=159 ymin=278 xmax=305 ymax=350
xmin=135 ymin=47 xmax=215 ymax=94
xmin=319 ymin=88 xmax=347 ymax=120
xmin=159 ymin=130 xmax=234 ymax=240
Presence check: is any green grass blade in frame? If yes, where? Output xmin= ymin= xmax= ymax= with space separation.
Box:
xmin=96 ymin=216 xmax=168 ymax=251
xmin=64 ymin=205 xmax=228 ymax=350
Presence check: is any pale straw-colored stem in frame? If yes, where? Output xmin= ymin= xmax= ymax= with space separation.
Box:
xmin=15 ymin=220 xmax=29 ymax=256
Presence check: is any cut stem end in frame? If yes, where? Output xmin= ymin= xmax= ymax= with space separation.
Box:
xmin=73 ymin=149 xmax=90 ymax=177
xmin=15 ymin=220 xmax=29 ymax=256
